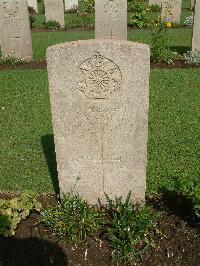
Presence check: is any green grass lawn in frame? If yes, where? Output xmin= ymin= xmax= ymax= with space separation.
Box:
xmin=0 ymin=69 xmax=199 ymax=195
xmin=32 ymin=28 xmax=192 ymax=60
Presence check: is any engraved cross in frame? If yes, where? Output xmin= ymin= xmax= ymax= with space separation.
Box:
xmin=106 ymin=30 xmax=117 ymax=39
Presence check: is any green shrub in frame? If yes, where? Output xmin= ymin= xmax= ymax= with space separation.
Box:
xmin=41 ymin=193 xmax=105 ymax=243
xmin=0 ymin=193 xmax=41 ymax=237
xmin=150 ymin=22 xmax=173 ymax=63
xmin=150 ymin=4 xmax=161 ymax=12
xmin=82 ymin=0 xmax=95 ymax=12
xmin=183 ymin=50 xmax=200 ymax=66
xmin=43 ymin=20 xmax=61 ymax=29
xmin=128 ymin=1 xmax=152 ymax=28
xmin=105 ymin=192 xmax=157 ymax=265
xmin=0 ymin=55 xmax=26 ymax=66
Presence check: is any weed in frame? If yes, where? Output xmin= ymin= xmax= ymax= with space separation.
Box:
xmin=105 ymin=192 xmax=157 ymax=265
xmin=43 ymin=20 xmax=61 ymax=29
xmin=41 ymin=193 xmax=105 ymax=243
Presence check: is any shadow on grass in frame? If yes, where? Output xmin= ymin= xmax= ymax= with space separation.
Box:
xmin=149 ymin=188 xmax=198 ymax=227
xmin=170 ymin=46 xmax=191 ymax=55
xmin=41 ymin=134 xmax=59 ymax=195
xmin=0 ymin=236 xmax=68 ymax=265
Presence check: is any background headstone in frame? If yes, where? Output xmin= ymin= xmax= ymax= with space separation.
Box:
xmin=95 ymin=0 xmax=127 ymax=40
xmin=0 ymin=0 xmax=33 ymax=61
xmin=192 ymin=0 xmax=200 ymax=51
xmin=149 ymin=0 xmax=161 ymax=6
xmin=47 ymin=40 xmax=150 ymax=205
xmin=27 ymin=0 xmax=38 ymax=13
xmin=161 ymin=0 xmax=182 ymax=24
xmin=65 ymin=0 xmax=78 ymax=11
xmin=44 ymin=0 xmax=65 ymax=28
xmin=191 ymin=0 xmax=195 ymax=9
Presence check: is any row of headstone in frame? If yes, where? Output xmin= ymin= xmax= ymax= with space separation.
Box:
xmin=0 ymin=0 xmax=33 ymax=60
xmin=44 ymin=0 xmax=65 ymax=28
xmin=192 ymin=0 xmax=200 ymax=51
xmin=161 ymin=0 xmax=182 ymax=24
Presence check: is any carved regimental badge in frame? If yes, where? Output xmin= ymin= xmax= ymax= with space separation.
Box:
xmin=78 ymin=52 xmax=122 ymax=99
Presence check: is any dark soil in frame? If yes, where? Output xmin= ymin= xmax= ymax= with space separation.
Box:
xmin=0 ymin=192 xmax=200 ymax=266
xmin=0 ymin=59 xmax=199 ymax=72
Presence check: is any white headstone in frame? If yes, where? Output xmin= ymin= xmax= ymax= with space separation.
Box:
xmin=47 ymin=39 xmax=150 ymax=205
xmin=95 ymin=0 xmax=127 ymax=40
xmin=161 ymin=0 xmax=182 ymax=24
xmin=0 ymin=0 xmax=33 ymax=61
xmin=192 ymin=0 xmax=200 ymax=51
xmin=44 ymin=0 xmax=65 ymax=28
xmin=65 ymin=0 xmax=78 ymax=11
xmin=27 ymin=0 xmax=38 ymax=13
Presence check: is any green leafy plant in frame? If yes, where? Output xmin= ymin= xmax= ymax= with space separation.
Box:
xmin=150 ymin=21 xmax=173 ymax=63
xmin=105 ymin=192 xmax=157 ymax=265
xmin=83 ymin=0 xmax=95 ymax=13
xmin=150 ymin=4 xmax=161 ymax=12
xmin=0 ymin=55 xmax=26 ymax=67
xmin=183 ymin=50 xmax=200 ymax=66
xmin=0 ymin=193 xmax=41 ymax=237
xmin=41 ymin=193 xmax=105 ymax=243
xmin=43 ymin=20 xmax=61 ymax=29
xmin=128 ymin=1 xmax=152 ymax=28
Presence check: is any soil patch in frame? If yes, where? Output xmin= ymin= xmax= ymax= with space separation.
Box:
xmin=0 ymin=60 xmax=199 ymax=72
xmin=0 ymin=192 xmax=199 ymax=265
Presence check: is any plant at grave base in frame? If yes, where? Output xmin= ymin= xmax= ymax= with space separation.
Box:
xmin=183 ymin=50 xmax=200 ymax=66
xmin=40 ymin=193 xmax=105 ymax=243
xmin=184 ymin=15 xmax=193 ymax=28
xmin=150 ymin=21 xmax=174 ymax=63
xmin=83 ymin=0 xmax=95 ymax=13
xmin=105 ymin=192 xmax=157 ymax=265
xmin=28 ymin=6 xmax=36 ymax=15
xmin=0 ymin=55 xmax=26 ymax=66
xmin=0 ymin=193 xmax=41 ymax=237
xmin=150 ymin=4 xmax=161 ymax=12
xmin=43 ymin=20 xmax=61 ymax=29
xmin=128 ymin=1 xmax=152 ymax=28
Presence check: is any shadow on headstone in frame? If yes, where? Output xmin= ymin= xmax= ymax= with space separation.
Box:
xmin=41 ymin=134 xmax=59 ymax=195
xmin=0 ymin=236 xmax=68 ymax=265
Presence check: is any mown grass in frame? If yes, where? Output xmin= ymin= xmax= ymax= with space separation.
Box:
xmin=0 ymin=69 xmax=199 ymax=194
xmin=31 ymin=28 xmax=192 ymax=60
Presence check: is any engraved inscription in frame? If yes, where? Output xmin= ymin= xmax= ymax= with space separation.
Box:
xmin=3 ymin=2 xmax=20 ymax=19
xmin=78 ymin=52 xmax=122 ymax=99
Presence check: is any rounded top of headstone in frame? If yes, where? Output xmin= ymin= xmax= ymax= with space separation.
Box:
xmin=46 ymin=39 xmax=150 ymax=55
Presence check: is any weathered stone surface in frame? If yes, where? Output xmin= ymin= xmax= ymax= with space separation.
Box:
xmin=44 ymin=0 xmax=65 ymax=28
xmin=65 ymin=0 xmax=78 ymax=11
xmin=149 ymin=0 xmax=161 ymax=6
xmin=27 ymin=0 xmax=38 ymax=13
xmin=191 ymin=0 xmax=195 ymax=9
xmin=0 ymin=0 xmax=33 ymax=60
xmin=47 ymin=40 xmax=150 ymax=205
xmin=161 ymin=0 xmax=182 ymax=24
xmin=95 ymin=0 xmax=127 ymax=40
xmin=192 ymin=0 xmax=200 ymax=51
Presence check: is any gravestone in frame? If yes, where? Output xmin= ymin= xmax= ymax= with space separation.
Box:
xmin=95 ymin=0 xmax=127 ymax=40
xmin=161 ymin=0 xmax=182 ymax=24
xmin=149 ymin=0 xmax=161 ymax=6
xmin=47 ymin=39 xmax=150 ymax=205
xmin=192 ymin=0 xmax=200 ymax=51
xmin=27 ymin=0 xmax=38 ymax=13
xmin=191 ymin=0 xmax=195 ymax=9
xmin=0 ymin=0 xmax=33 ymax=60
xmin=65 ymin=0 xmax=78 ymax=11
xmin=44 ymin=0 xmax=65 ymax=28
